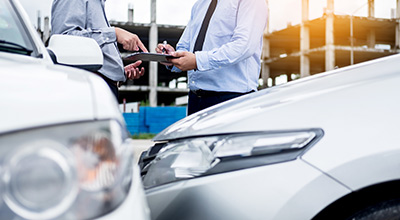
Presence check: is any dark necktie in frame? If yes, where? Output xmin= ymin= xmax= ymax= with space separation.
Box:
xmin=193 ymin=0 xmax=218 ymax=52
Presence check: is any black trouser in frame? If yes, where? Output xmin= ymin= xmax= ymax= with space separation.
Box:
xmin=188 ymin=90 xmax=253 ymax=115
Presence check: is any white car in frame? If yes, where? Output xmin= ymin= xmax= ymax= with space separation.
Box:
xmin=140 ymin=53 xmax=400 ymax=219
xmin=0 ymin=0 xmax=150 ymax=219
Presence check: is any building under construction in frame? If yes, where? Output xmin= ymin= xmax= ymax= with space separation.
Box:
xmin=261 ymin=0 xmax=400 ymax=87
xmin=108 ymin=0 xmax=400 ymax=106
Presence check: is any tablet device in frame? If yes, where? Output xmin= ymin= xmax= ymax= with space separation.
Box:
xmin=123 ymin=52 xmax=177 ymax=63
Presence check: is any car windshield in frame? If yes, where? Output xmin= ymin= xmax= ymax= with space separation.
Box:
xmin=0 ymin=0 xmax=36 ymax=56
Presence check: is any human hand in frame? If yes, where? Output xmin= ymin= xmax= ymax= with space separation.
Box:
xmin=156 ymin=43 xmax=175 ymax=55
xmin=125 ymin=60 xmax=145 ymax=79
xmin=156 ymin=43 xmax=176 ymax=66
xmin=169 ymin=51 xmax=197 ymax=71
xmin=115 ymin=27 xmax=148 ymax=52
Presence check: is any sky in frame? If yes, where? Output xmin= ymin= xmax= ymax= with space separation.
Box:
xmin=20 ymin=0 xmax=397 ymax=32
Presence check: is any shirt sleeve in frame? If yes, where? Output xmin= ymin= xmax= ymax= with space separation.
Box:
xmin=51 ymin=0 xmax=116 ymax=48
xmin=195 ymin=0 xmax=268 ymax=71
xmin=175 ymin=1 xmax=198 ymax=53
xmin=170 ymin=2 xmax=200 ymax=73
xmin=169 ymin=27 xmax=190 ymax=72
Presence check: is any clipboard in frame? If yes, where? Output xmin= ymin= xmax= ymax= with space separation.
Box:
xmin=123 ymin=52 xmax=177 ymax=63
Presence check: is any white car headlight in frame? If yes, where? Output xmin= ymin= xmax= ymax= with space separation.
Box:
xmin=142 ymin=129 xmax=323 ymax=189
xmin=0 ymin=120 xmax=134 ymax=220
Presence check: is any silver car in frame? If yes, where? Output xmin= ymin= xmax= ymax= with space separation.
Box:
xmin=140 ymin=53 xmax=400 ymax=219
xmin=0 ymin=0 xmax=150 ymax=219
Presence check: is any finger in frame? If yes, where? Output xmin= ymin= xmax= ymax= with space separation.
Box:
xmin=172 ymin=51 xmax=185 ymax=57
xmin=129 ymin=35 xmax=139 ymax=51
xmin=165 ymin=46 xmax=174 ymax=54
xmin=139 ymin=67 xmax=145 ymax=77
xmin=170 ymin=57 xmax=182 ymax=64
xmin=133 ymin=68 xmax=140 ymax=79
xmin=156 ymin=47 xmax=164 ymax=54
xmin=126 ymin=61 xmax=141 ymax=69
xmin=123 ymin=44 xmax=130 ymax=51
xmin=138 ymin=39 xmax=148 ymax=52
xmin=133 ymin=60 xmax=142 ymax=67
xmin=157 ymin=43 xmax=165 ymax=50
xmin=130 ymin=40 xmax=137 ymax=51
xmin=130 ymin=69 xmax=137 ymax=79
xmin=160 ymin=61 xmax=173 ymax=66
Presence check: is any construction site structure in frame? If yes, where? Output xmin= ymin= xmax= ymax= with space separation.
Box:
xmin=261 ymin=0 xmax=400 ymax=87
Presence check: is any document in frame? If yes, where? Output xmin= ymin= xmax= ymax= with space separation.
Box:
xmin=123 ymin=52 xmax=177 ymax=63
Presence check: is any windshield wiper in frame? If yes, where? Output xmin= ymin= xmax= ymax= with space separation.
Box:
xmin=0 ymin=40 xmax=33 ymax=56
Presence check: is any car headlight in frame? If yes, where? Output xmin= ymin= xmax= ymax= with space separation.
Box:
xmin=0 ymin=120 xmax=134 ymax=220
xmin=142 ymin=129 xmax=323 ymax=189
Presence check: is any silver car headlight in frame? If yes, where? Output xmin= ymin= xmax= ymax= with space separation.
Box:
xmin=142 ymin=129 xmax=323 ymax=189
xmin=0 ymin=120 xmax=134 ymax=220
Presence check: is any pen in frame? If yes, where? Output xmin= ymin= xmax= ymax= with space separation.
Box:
xmin=162 ymin=40 xmax=167 ymax=53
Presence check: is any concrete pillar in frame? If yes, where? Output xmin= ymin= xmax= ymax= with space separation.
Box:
xmin=368 ymin=0 xmax=375 ymax=18
xmin=37 ymin=11 xmax=41 ymax=31
xmin=367 ymin=30 xmax=376 ymax=49
xmin=261 ymin=34 xmax=270 ymax=88
xmin=128 ymin=3 xmax=134 ymax=23
xmin=149 ymin=0 xmax=158 ymax=107
xmin=265 ymin=0 xmax=270 ymax=36
xmin=271 ymin=76 xmax=276 ymax=86
xmin=396 ymin=0 xmax=400 ymax=49
xmin=325 ymin=0 xmax=335 ymax=71
xmin=300 ymin=0 xmax=310 ymax=78
xmin=43 ymin=16 xmax=50 ymax=43
xmin=36 ymin=11 xmax=42 ymax=38
xmin=261 ymin=62 xmax=270 ymax=88
xmin=260 ymin=0 xmax=270 ymax=88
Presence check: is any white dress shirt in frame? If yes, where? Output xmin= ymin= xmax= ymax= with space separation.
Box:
xmin=172 ymin=0 xmax=268 ymax=93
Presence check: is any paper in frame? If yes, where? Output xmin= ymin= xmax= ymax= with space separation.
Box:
xmin=123 ymin=52 xmax=176 ymax=63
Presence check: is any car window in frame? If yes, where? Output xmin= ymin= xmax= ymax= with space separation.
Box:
xmin=0 ymin=0 xmax=37 ymax=56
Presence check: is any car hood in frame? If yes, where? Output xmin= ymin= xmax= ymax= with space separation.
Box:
xmin=0 ymin=53 xmax=120 ymax=134
xmin=154 ymin=53 xmax=400 ymax=141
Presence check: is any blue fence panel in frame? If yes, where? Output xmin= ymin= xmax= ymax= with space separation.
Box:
xmin=123 ymin=113 xmax=140 ymax=135
xmin=123 ymin=107 xmax=187 ymax=135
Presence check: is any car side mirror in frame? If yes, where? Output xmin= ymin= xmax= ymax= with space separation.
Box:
xmin=47 ymin=34 xmax=103 ymax=72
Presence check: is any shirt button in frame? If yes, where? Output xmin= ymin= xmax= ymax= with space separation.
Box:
xmin=106 ymin=37 xmax=109 ymax=41
xmin=192 ymin=81 xmax=195 ymax=84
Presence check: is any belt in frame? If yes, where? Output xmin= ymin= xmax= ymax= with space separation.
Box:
xmin=114 ymin=81 xmax=122 ymax=87
xmin=190 ymin=89 xmax=254 ymax=98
